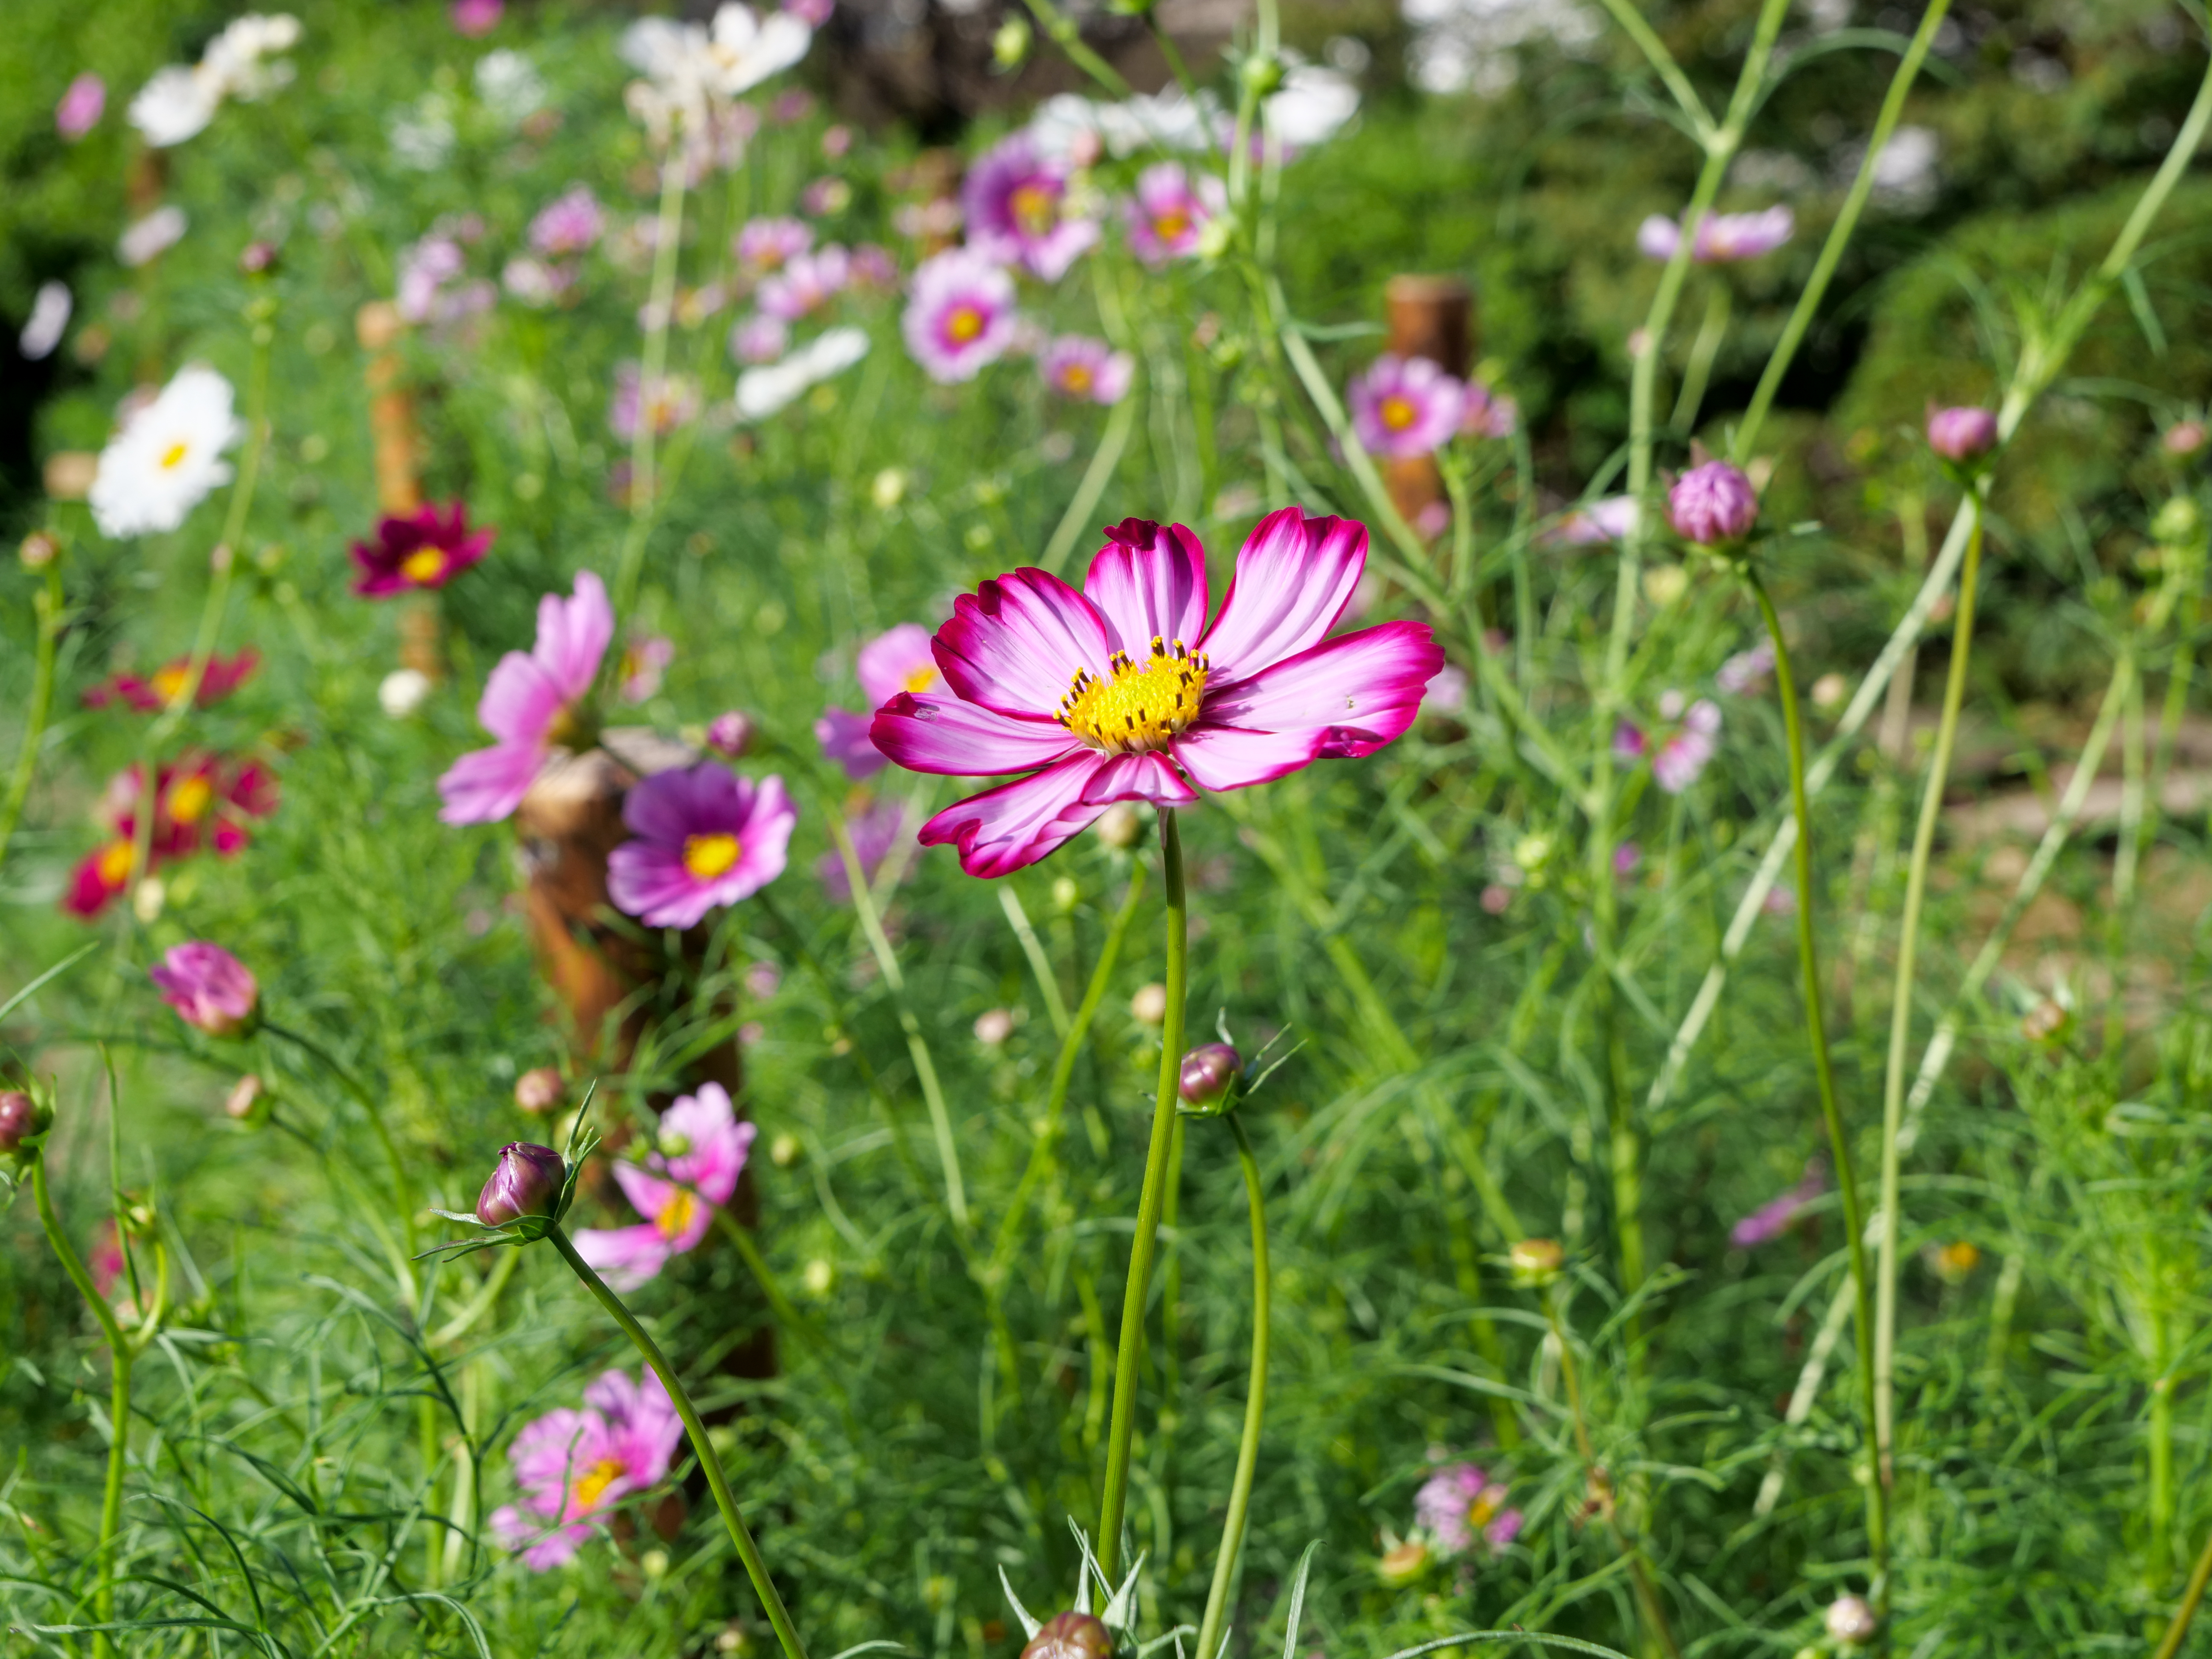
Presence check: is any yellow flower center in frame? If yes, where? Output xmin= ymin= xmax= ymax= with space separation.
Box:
xmin=1153 ymin=210 xmax=1190 ymax=242
xmin=902 ymin=664 xmax=939 ymax=694
xmin=151 ymin=664 xmax=191 ymax=703
xmin=1057 ymin=637 xmax=1209 ymax=756
xmin=1467 ymin=1490 xmax=1499 ymax=1529
xmin=1379 ymin=394 xmax=1417 ymax=431
xmin=1009 ymin=182 xmax=1057 ymax=237
xmin=945 ymin=306 xmax=985 ymax=344
xmin=656 ymin=1187 xmax=701 ymax=1241
xmin=400 ymin=547 xmax=448 ymax=585
xmin=569 ymin=1457 xmax=626 ymax=1514
xmin=159 ymin=440 xmax=191 ymax=471
xmin=97 ymin=841 xmax=136 ymax=886
xmin=1062 ymin=364 xmax=1094 ymax=393
xmin=682 ymin=832 xmax=741 ymax=881
xmin=168 ymin=775 xmax=215 ymax=824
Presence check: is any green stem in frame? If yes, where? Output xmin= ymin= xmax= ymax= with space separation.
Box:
xmin=1041 ymin=397 xmax=1137 ymax=577
xmin=999 ymin=885 xmax=1072 ymax=1036
xmin=1745 ymin=566 xmax=1887 ymax=1589
xmin=1097 ymin=807 xmax=1187 ymax=1581
xmin=549 ymin=1223 xmax=809 ymax=1659
xmin=1194 ymin=1113 xmax=1271 ymax=1659
xmin=610 ymin=148 xmax=691 ymax=623
xmin=2155 ymin=1519 xmax=2212 ymax=1659
xmin=33 ymin=1157 xmax=133 ymax=1659
xmin=262 ymin=1020 xmax=418 ymax=1265
xmin=0 ymin=559 xmax=64 ymax=881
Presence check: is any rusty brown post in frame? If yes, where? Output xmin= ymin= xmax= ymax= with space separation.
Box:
xmin=1382 ymin=274 xmax=1477 ymax=536
xmin=357 ymin=301 xmax=447 ymax=677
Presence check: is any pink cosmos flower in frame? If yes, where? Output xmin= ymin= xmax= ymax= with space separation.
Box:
xmin=871 ymin=509 xmax=1443 ymax=876
xmin=397 ymin=236 xmax=468 ymax=324
xmin=438 ymin=572 xmax=613 ymax=825
xmin=571 ymin=1083 xmax=757 ymax=1289
xmin=149 ymin=942 xmax=259 ymax=1036
xmin=1125 ymin=163 xmax=1224 ymax=265
xmin=759 ymin=244 xmax=849 ymax=320
xmin=1350 ymin=356 xmax=1467 ymax=460
xmin=1668 ymin=460 xmax=1758 ymax=544
xmin=1651 ymin=692 xmax=1721 ymax=794
xmin=610 ymin=365 xmax=701 ymax=441
xmin=1414 ymin=1462 xmax=1523 ymax=1558
xmin=530 ymin=186 xmax=604 ymax=257
xmin=451 ymin=0 xmax=503 ymax=34
xmin=1461 ymin=383 xmax=1519 ymax=439
xmin=1716 ymin=638 xmax=1775 ymax=694
xmin=607 ymin=764 xmax=795 ymax=930
xmin=620 ymin=635 xmax=675 ymax=703
xmin=817 ymin=797 xmax=911 ymax=901
xmin=903 ymin=247 xmax=1018 ymax=383
xmin=736 ymin=216 xmax=812 ymax=273
xmin=850 ymin=243 xmax=899 ymax=289
xmin=1041 ymin=336 xmax=1133 ymax=406
xmin=490 ymin=1368 xmax=684 ymax=1569
xmin=815 ymin=708 xmax=885 ymax=778
xmin=1731 ymin=1161 xmax=1825 ymax=1247
xmin=503 ymin=256 xmax=576 ymax=307
xmin=816 ymin=625 xmax=941 ymax=779
xmin=57 ymin=74 xmax=106 ymax=141
xmin=803 ymin=176 xmax=853 ymax=217
xmin=1549 ymin=496 xmax=1639 ymax=547
xmin=731 ymin=312 xmax=789 ymax=364
xmin=964 ymin=132 xmax=1098 ymax=282
xmin=1636 ymin=206 xmax=1794 ymax=263
xmin=350 ymin=502 xmax=494 ymax=596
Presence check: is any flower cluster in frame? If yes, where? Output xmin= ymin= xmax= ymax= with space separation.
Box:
xmin=492 ymin=1367 xmax=684 ymax=1569
xmin=1615 ymin=689 xmax=1722 ymax=795
xmin=129 ymin=13 xmax=302 ymax=148
xmin=572 ymin=1084 xmax=757 ymax=1289
xmin=66 ymin=755 xmax=279 ymax=917
xmin=1413 ymin=1459 xmax=1524 ymax=1559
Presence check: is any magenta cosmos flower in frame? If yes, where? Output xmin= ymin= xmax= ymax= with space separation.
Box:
xmin=1414 ymin=1461 xmax=1523 ymax=1558
xmin=1125 ymin=163 xmax=1225 ymax=265
xmin=350 ymin=502 xmax=494 ymax=596
xmin=964 ymin=132 xmax=1098 ymax=282
xmin=870 ymin=509 xmax=1443 ymax=876
xmin=607 ymin=764 xmax=796 ymax=929
xmin=438 ymin=572 xmax=612 ymax=824
xmin=149 ymin=942 xmax=259 ymax=1036
xmin=57 ymin=74 xmax=106 ymax=140
xmin=491 ymin=1368 xmax=683 ymax=1569
xmin=1637 ymin=205 xmax=1794 ymax=263
xmin=816 ymin=623 xmax=942 ymax=779
xmin=572 ymin=1083 xmax=756 ymax=1289
xmin=902 ymin=248 xmax=1018 ymax=383
xmin=1350 ymin=355 xmax=1467 ymax=460
xmin=1040 ymin=336 xmax=1132 ymax=405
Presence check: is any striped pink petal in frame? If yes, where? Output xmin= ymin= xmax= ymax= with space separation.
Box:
xmin=1197 ymin=508 xmax=1368 ymax=682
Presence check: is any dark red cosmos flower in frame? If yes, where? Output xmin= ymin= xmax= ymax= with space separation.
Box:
xmin=350 ymin=502 xmax=495 ymax=597
xmin=62 ymin=753 xmax=281 ymax=918
xmin=84 ymin=649 xmax=259 ymax=713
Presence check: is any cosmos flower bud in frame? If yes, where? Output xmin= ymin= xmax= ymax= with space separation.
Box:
xmin=706 ymin=710 xmax=756 ymax=758
xmin=1094 ymin=803 xmax=1143 ymax=849
xmin=148 ymin=942 xmax=260 ymax=1037
xmin=1667 ymin=461 xmax=1759 ymax=547
xmin=476 ymin=1142 xmax=567 ymax=1227
xmin=239 ymin=240 xmax=281 ymax=277
xmin=2153 ymin=496 xmax=2202 ymax=547
xmin=1021 ymin=1612 xmax=1114 ymax=1659
xmin=0 ymin=1089 xmax=50 ymax=1155
xmin=514 ymin=1066 xmax=565 ymax=1113
xmin=1509 ymin=1237 xmax=1565 ymax=1287
xmin=19 ymin=531 xmax=59 ymax=570
xmin=1377 ymin=1538 xmax=1429 ymax=1587
xmin=1178 ymin=1043 xmax=1241 ymax=1111
xmin=973 ymin=1008 xmax=1016 ymax=1046
xmin=1925 ymin=405 xmax=1997 ymax=464
xmin=1824 ymin=1596 xmax=1877 ymax=1645
xmin=1129 ymin=984 xmax=1169 ymax=1026
xmin=2164 ymin=420 xmax=2207 ymax=460
xmin=224 ymin=1074 xmax=266 ymax=1121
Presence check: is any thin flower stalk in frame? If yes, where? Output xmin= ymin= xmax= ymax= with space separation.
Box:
xmin=825 ymin=806 xmax=968 ymax=1227
xmin=1743 ymin=563 xmax=1886 ymax=1584
xmin=547 ymin=1223 xmax=809 ymax=1659
xmin=610 ymin=148 xmax=692 ymax=622
xmin=2153 ymin=1520 xmax=2212 ymax=1659
xmin=1194 ymin=1112 xmax=1270 ymax=1659
xmin=1096 ymin=806 xmax=1187 ymax=1582
xmin=0 ymin=553 xmax=66 ymax=882
xmin=997 ymin=885 xmax=1071 ymax=1037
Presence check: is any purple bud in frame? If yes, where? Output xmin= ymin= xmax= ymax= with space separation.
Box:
xmin=476 ymin=1142 xmax=566 ymax=1226
xmin=1667 ymin=462 xmax=1759 ymax=545
xmin=1022 ymin=1613 xmax=1114 ymax=1659
xmin=1926 ymin=405 xmax=1997 ymax=463
xmin=1178 ymin=1042 xmax=1241 ymax=1108
xmin=706 ymin=710 xmax=756 ymax=757
xmin=0 ymin=1090 xmax=47 ymax=1153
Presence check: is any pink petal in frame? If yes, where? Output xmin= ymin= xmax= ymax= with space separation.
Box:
xmin=870 ymin=693 xmax=1081 ymax=776
xmin=1202 ymin=620 xmax=1442 ymax=758
xmin=1080 ymin=751 xmax=1198 ymax=809
xmin=534 ymin=571 xmax=614 ymax=699
xmin=816 ymin=707 xmax=888 ymax=779
xmin=918 ymin=751 xmax=1112 ymax=877
xmin=1170 ymin=724 xmax=1325 ymax=791
xmin=608 ymin=842 xmax=719 ymax=929
xmin=624 ymin=763 xmax=749 ymax=846
xmin=570 ymin=1222 xmax=673 ymax=1291
xmin=437 ymin=740 xmax=547 ymax=825
xmin=856 ymin=624 xmax=938 ymax=707
xmin=1197 ymin=508 xmax=1368 ymax=681
xmin=477 ymin=652 xmax=562 ymax=746
xmin=933 ymin=568 xmax=1114 ymax=718
xmin=1082 ymin=520 xmax=1210 ymax=655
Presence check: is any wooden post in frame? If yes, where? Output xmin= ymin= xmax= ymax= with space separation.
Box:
xmin=1382 ymin=274 xmax=1477 ymax=536
xmin=355 ymin=302 xmax=422 ymax=517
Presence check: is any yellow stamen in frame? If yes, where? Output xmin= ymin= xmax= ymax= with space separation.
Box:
xmin=400 ymin=546 xmax=448 ymax=585
xmin=96 ymin=841 xmax=136 ymax=887
xmin=151 ymin=665 xmax=191 ymax=702
xmin=569 ymin=1457 xmax=627 ymax=1513
xmin=1056 ymin=636 xmax=1209 ymax=756
xmin=1380 ymin=394 xmax=1418 ymax=431
xmin=945 ymin=306 xmax=985 ymax=344
xmin=1009 ymin=182 xmax=1057 ymax=236
xmin=655 ymin=1188 xmax=700 ymax=1241
xmin=902 ymin=664 xmax=939 ymax=694
xmin=158 ymin=440 xmax=190 ymax=471
xmin=1153 ymin=210 xmax=1190 ymax=242
xmin=1062 ymin=364 xmax=1094 ymax=393
xmin=168 ymin=775 xmax=215 ymax=824
xmin=682 ymin=832 xmax=741 ymax=881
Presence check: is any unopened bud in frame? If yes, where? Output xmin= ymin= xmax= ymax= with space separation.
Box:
xmin=475 ymin=1142 xmax=566 ymax=1227
xmin=974 ymin=1007 xmax=1016 ymax=1046
xmin=2153 ymin=496 xmax=2201 ymax=547
xmin=224 ymin=1074 xmax=265 ymax=1121
xmin=2021 ymin=999 xmax=2070 ymax=1044
xmin=706 ymin=710 xmax=755 ymax=757
xmin=1239 ymin=51 xmax=1285 ymax=97
xmin=1376 ymin=1538 xmax=1428 ymax=1587
xmin=1178 ymin=1043 xmax=1240 ymax=1111
xmin=513 ymin=1066 xmax=565 ymax=1113
xmin=1022 ymin=1612 xmax=1114 ymax=1659
xmin=1129 ymin=983 xmax=1169 ymax=1025
xmin=1824 ymin=1595 xmax=1877 ymax=1645
xmin=1925 ymin=405 xmax=1997 ymax=464
xmin=992 ymin=13 xmax=1032 ymax=68
xmin=0 ymin=1089 xmax=50 ymax=1154
xmin=239 ymin=240 xmax=281 ymax=276
xmin=1094 ymin=802 xmax=1142 ymax=848
xmin=18 ymin=531 xmax=59 ymax=570
xmin=1668 ymin=460 xmax=1759 ymax=546
xmin=2164 ymin=420 xmax=2207 ymax=460
xmin=770 ymin=1131 xmax=802 ymax=1167
xmin=1509 ymin=1237 xmax=1565 ymax=1286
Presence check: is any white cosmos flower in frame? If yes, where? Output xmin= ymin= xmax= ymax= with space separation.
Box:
xmin=89 ymin=365 xmax=244 ymax=539
xmin=19 ymin=282 xmax=72 ymax=361
xmin=474 ymin=49 xmax=546 ymax=123
xmin=733 ymin=326 xmax=869 ymax=420
xmin=705 ymin=3 xmax=811 ymax=94
xmin=1265 ymin=64 xmax=1359 ymax=147
xmin=119 ymin=205 xmax=189 ymax=267
xmin=202 ymin=13 xmax=302 ymax=99
xmin=623 ymin=2 xmax=808 ymax=141
xmin=129 ymin=64 xmax=223 ymax=146
xmin=1027 ymin=88 xmax=1216 ymax=162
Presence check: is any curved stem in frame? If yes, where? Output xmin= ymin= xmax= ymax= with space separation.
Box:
xmin=609 ymin=148 xmax=691 ymax=623
xmin=1097 ymin=807 xmax=1187 ymax=1581
xmin=0 ymin=559 xmax=65 ymax=881
xmin=2154 ymin=1518 xmax=2212 ymax=1659
xmin=550 ymin=1223 xmax=809 ymax=1659
xmin=1744 ymin=566 xmax=1886 ymax=1588
xmin=1194 ymin=1113 xmax=1270 ymax=1659
xmin=33 ymin=1157 xmax=132 ymax=1659
xmin=1872 ymin=501 xmax=1982 ymax=1557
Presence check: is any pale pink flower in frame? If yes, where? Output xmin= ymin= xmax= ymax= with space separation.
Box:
xmin=902 ymin=248 xmax=1017 ymax=382
xmin=1040 ymin=336 xmax=1133 ymax=405
xmin=1926 ymin=405 xmax=1997 ymax=463
xmin=1716 ymin=638 xmax=1775 ymax=694
xmin=1652 ymin=693 xmax=1721 ymax=794
xmin=451 ymin=0 xmax=503 ymax=35
xmin=964 ymin=132 xmax=1097 ymax=282
xmin=1461 ymin=383 xmax=1518 ymax=439
xmin=1668 ymin=461 xmax=1758 ymax=544
xmin=735 ymin=216 xmax=812 ymax=273
xmin=1124 ymin=163 xmax=1224 ymax=265
xmin=490 ymin=1368 xmax=683 ymax=1569
xmin=1550 ymin=496 xmax=1639 ymax=546
xmin=731 ymin=312 xmax=789 ymax=363
xmin=759 ymin=244 xmax=849 ymax=320
xmin=570 ymin=1083 xmax=757 ymax=1289
xmin=437 ymin=572 xmax=613 ymax=824
xmin=529 ymin=186 xmax=604 ymax=257
xmin=1350 ymin=355 xmax=1466 ymax=460
xmin=609 ymin=365 xmax=700 ymax=441
xmin=620 ymin=635 xmax=675 ymax=702
xmin=1414 ymin=1461 xmax=1522 ymax=1558
xmin=56 ymin=74 xmax=106 ymax=140
xmin=1637 ymin=206 xmax=1794 ymax=263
